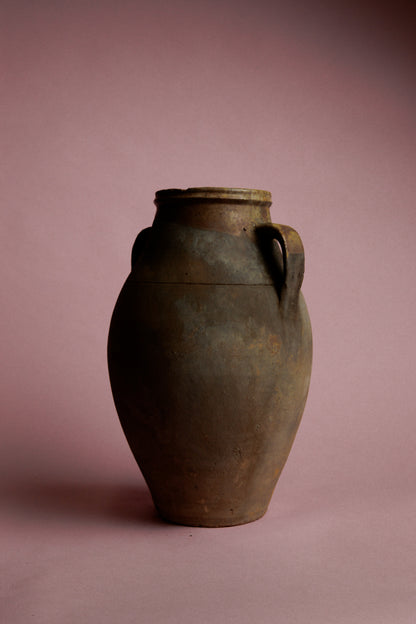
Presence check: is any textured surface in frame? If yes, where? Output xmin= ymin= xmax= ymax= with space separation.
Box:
xmin=2 ymin=0 xmax=415 ymax=621
xmin=108 ymin=194 xmax=312 ymax=526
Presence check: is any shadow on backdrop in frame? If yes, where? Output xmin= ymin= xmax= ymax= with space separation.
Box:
xmin=1 ymin=478 xmax=164 ymax=527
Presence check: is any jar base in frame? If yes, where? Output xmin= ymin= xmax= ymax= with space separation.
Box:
xmin=156 ymin=506 xmax=269 ymax=528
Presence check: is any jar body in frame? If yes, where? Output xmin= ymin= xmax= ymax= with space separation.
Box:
xmin=108 ymin=188 xmax=312 ymax=527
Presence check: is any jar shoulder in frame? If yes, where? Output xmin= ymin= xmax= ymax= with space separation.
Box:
xmin=130 ymin=222 xmax=280 ymax=285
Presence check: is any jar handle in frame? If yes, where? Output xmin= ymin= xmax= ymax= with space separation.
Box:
xmin=131 ymin=227 xmax=152 ymax=269
xmin=270 ymin=224 xmax=305 ymax=316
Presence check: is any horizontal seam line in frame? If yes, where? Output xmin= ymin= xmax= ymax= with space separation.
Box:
xmin=128 ymin=281 xmax=275 ymax=286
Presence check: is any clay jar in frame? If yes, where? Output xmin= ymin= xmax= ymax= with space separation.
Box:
xmin=108 ymin=187 xmax=312 ymax=527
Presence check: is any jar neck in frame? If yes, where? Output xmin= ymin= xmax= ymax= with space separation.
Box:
xmin=153 ymin=187 xmax=272 ymax=237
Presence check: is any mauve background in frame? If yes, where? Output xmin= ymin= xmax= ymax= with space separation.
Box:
xmin=1 ymin=0 xmax=415 ymax=622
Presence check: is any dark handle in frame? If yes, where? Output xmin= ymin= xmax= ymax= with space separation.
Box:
xmin=131 ymin=227 xmax=152 ymax=269
xmin=270 ymin=224 xmax=305 ymax=316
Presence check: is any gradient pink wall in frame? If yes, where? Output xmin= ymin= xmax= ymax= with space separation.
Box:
xmin=2 ymin=1 xmax=415 ymax=622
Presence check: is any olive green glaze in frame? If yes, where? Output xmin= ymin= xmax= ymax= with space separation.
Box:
xmin=108 ymin=188 xmax=312 ymax=527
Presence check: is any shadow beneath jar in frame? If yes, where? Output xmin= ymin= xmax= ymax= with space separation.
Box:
xmin=2 ymin=478 xmax=164 ymax=527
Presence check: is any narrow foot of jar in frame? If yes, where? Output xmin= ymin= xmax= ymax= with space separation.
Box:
xmin=155 ymin=506 xmax=269 ymax=528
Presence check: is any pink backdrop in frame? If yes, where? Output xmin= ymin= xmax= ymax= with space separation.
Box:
xmin=2 ymin=1 xmax=415 ymax=622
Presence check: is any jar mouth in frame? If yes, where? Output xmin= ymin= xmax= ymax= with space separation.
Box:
xmin=155 ymin=187 xmax=272 ymax=205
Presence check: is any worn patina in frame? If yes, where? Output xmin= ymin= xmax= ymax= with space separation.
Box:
xmin=108 ymin=188 xmax=312 ymax=527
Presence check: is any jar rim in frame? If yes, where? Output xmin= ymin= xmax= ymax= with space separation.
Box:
xmin=155 ymin=187 xmax=272 ymax=204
